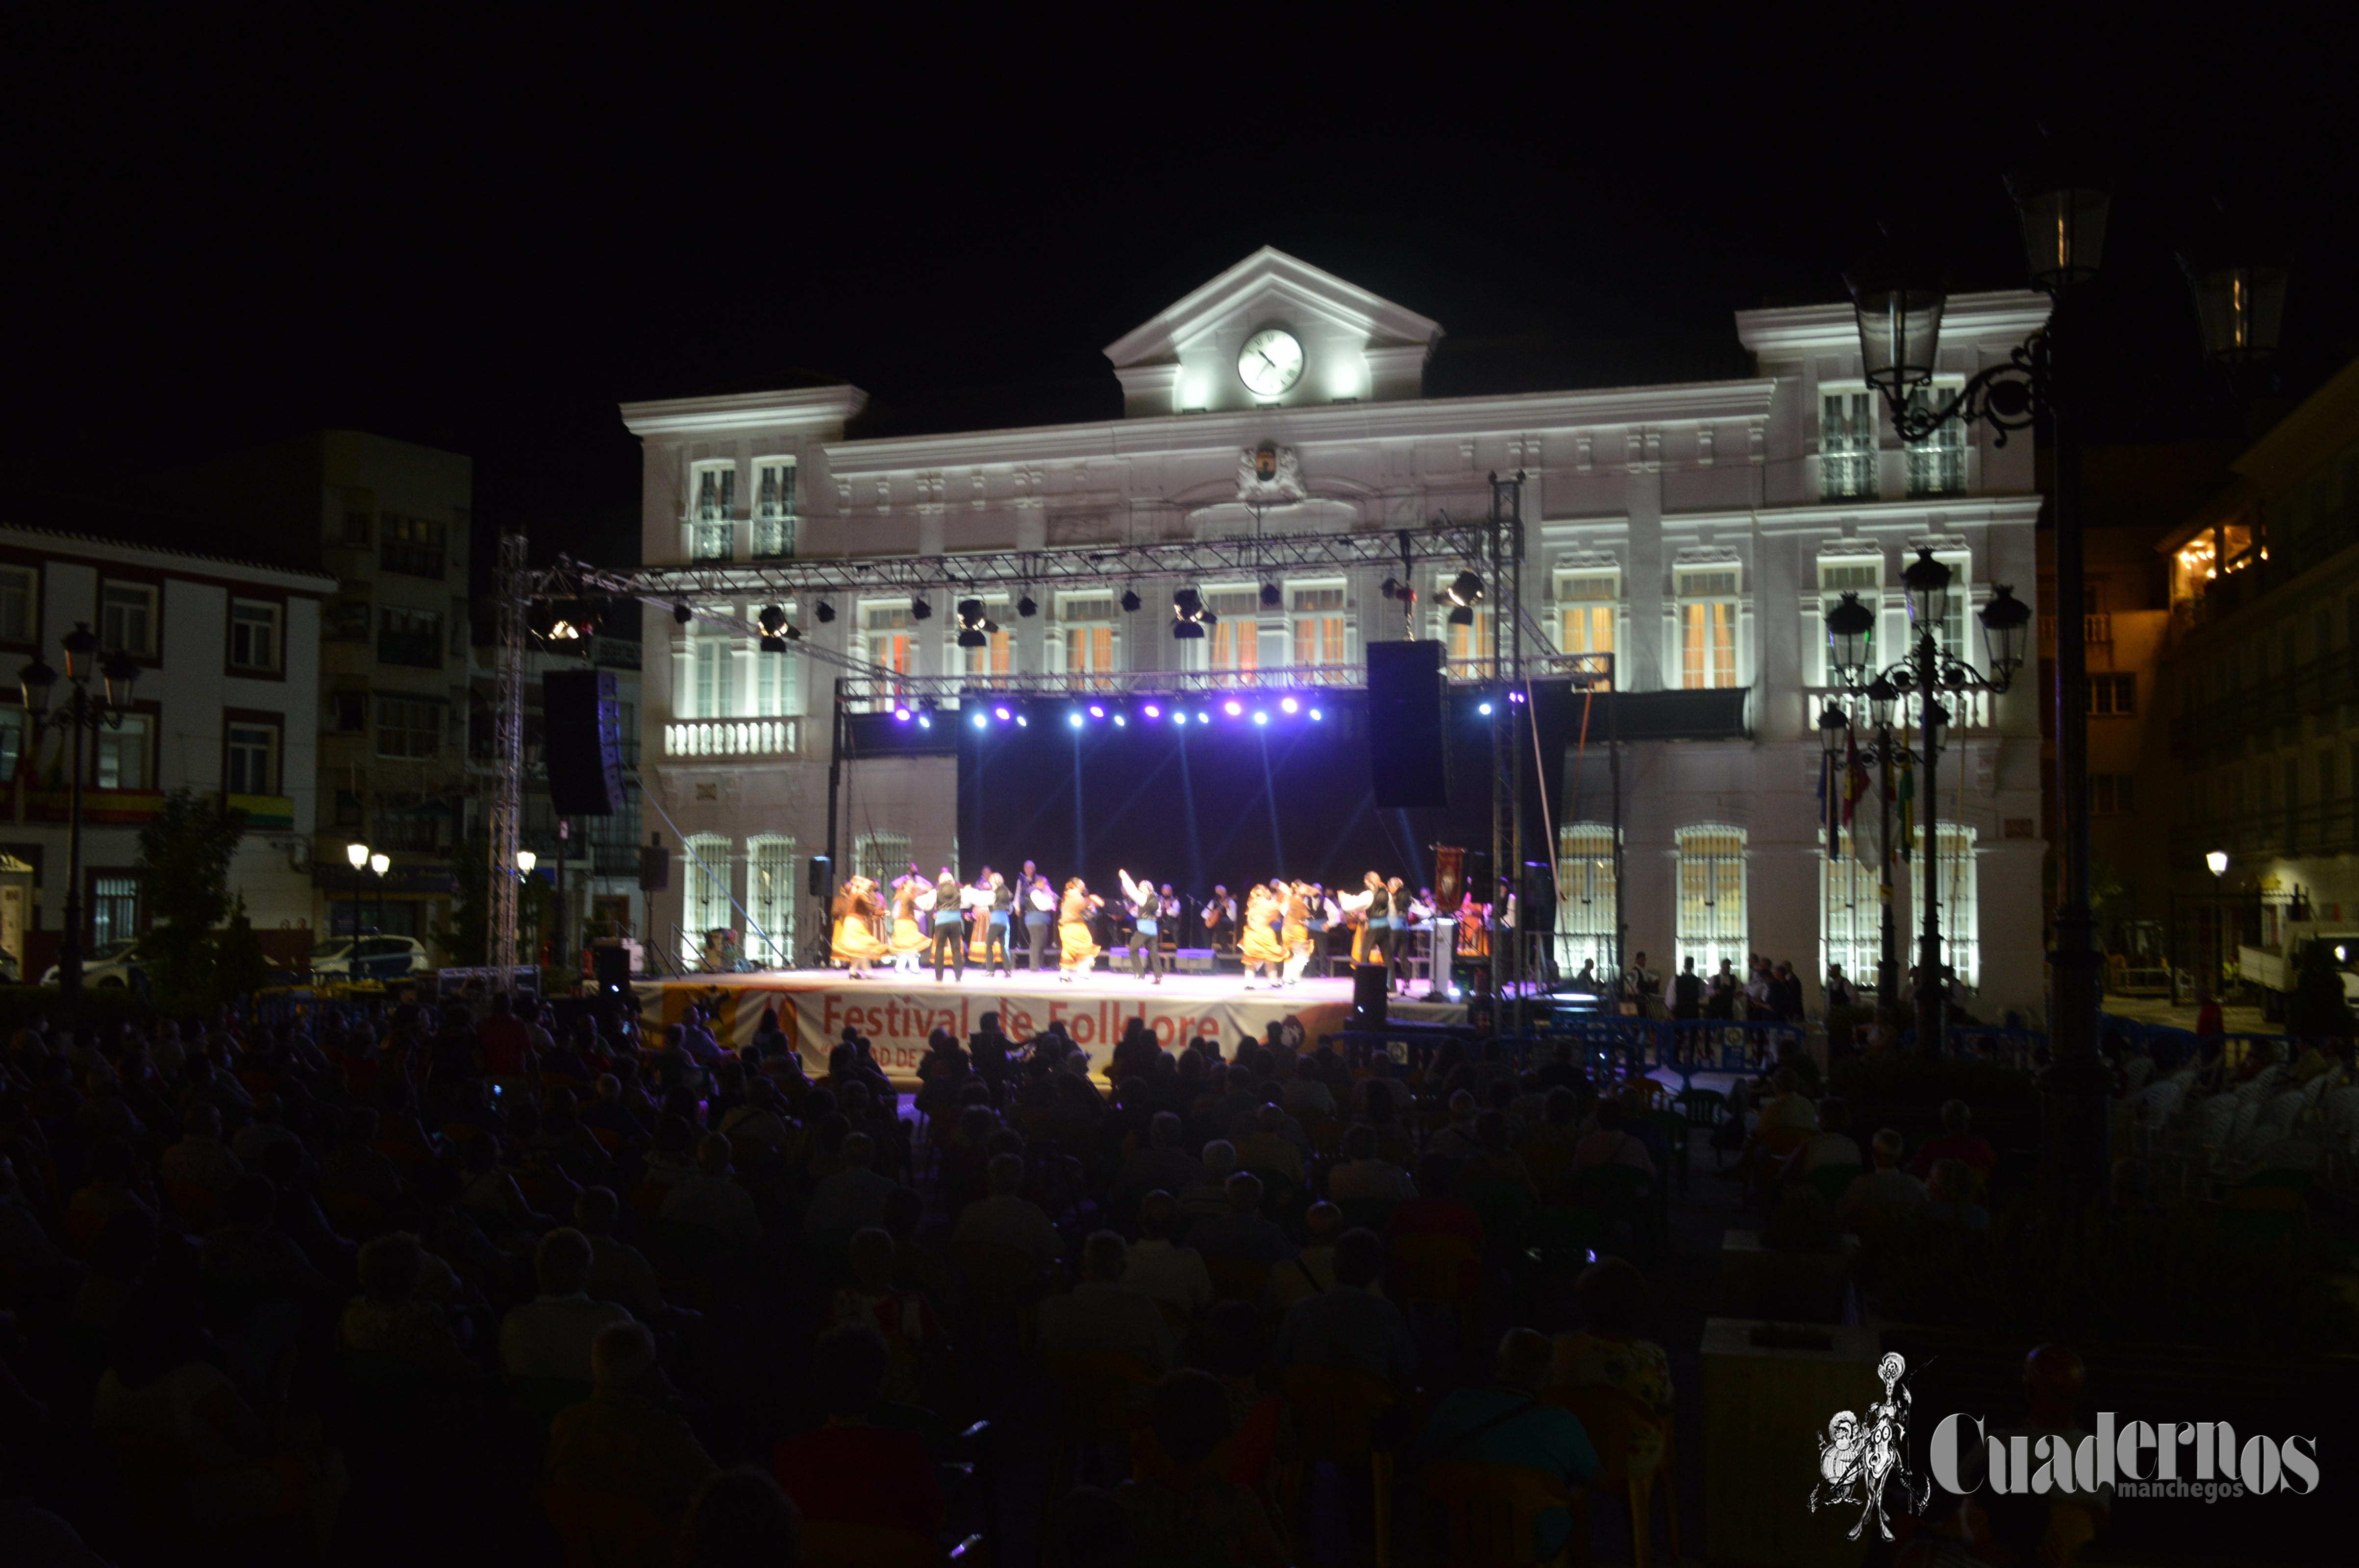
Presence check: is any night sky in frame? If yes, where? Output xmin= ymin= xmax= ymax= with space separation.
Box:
xmin=7 ymin=25 xmax=2353 ymax=582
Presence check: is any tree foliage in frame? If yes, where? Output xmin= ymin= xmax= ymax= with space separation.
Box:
xmin=133 ymin=787 xmax=250 ymax=1012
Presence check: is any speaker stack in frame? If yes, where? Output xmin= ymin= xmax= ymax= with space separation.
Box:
xmin=1365 ymin=639 xmax=1450 ymax=809
xmin=542 ymin=670 xmax=625 ymax=816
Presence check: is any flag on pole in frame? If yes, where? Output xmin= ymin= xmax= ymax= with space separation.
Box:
xmin=1818 ymin=751 xmax=1837 ymax=860
xmin=1842 ymin=730 xmax=1865 ymax=828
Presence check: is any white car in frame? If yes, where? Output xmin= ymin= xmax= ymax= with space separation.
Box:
xmin=41 ymin=938 xmax=144 ymax=988
xmin=311 ymin=935 xmax=431 ymax=982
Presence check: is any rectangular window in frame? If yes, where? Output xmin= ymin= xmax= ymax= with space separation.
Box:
xmin=1290 ymin=584 xmax=1348 ymax=669
xmin=1904 ymin=383 xmax=1968 ymax=497
xmin=1204 ymin=589 xmax=1261 ymax=675
xmin=1676 ymin=826 xmax=1747 ymax=975
xmin=226 ymin=723 xmax=277 ymax=796
xmin=1821 ymin=829 xmax=1880 ymax=995
xmin=691 ymin=465 xmax=736 ymax=561
xmin=229 ymin=599 xmax=281 ymax=672
xmin=959 ymin=596 xmax=1013 ymax=681
xmin=746 ymin=835 xmax=796 ymax=967
xmin=855 ymin=831 xmax=911 ymax=888
xmin=1556 ymin=572 xmax=1616 ymax=684
xmin=100 ymin=583 xmax=157 ymax=658
xmin=375 ymin=697 xmax=442 ymax=760
xmin=1908 ymin=825 xmax=1979 ymax=985
xmin=0 ymin=566 xmax=35 ymax=643
xmin=343 ymin=509 xmax=371 ymax=547
xmin=754 ymin=644 xmax=799 ymax=717
xmin=1818 ymin=560 xmax=1880 ymax=683
xmin=334 ymin=691 xmax=368 ymax=733
xmin=0 ymin=708 xmax=24 ymax=783
xmin=380 ymin=514 xmax=447 ymax=579
xmin=1555 ymin=823 xmax=1618 ymax=979
xmin=324 ymin=600 xmax=372 ymax=643
xmin=863 ymin=604 xmax=913 ymax=697
xmin=752 ymin=459 xmax=797 ymax=559
xmin=2087 ymin=673 xmax=2136 ymax=716
xmin=2090 ymin=774 xmax=2136 ymax=815
xmin=1677 ymin=569 xmax=1739 ymax=689
xmin=681 ymin=834 xmax=733 ymax=967
xmin=90 ymin=874 xmax=141 ymax=949
xmin=1060 ymin=595 xmax=1117 ymax=685
xmin=693 ymin=638 xmax=736 ymax=719
xmin=1820 ymin=390 xmax=1877 ymax=501
xmin=95 ymin=714 xmax=151 ymax=789
xmin=1914 ymin=555 xmax=1972 ymax=664
xmin=377 ymin=607 xmax=444 ymax=668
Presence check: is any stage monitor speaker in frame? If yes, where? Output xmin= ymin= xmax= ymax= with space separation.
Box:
xmin=591 ymin=943 xmax=631 ymax=991
xmin=1366 ymin=639 xmax=1449 ymax=808
xmin=543 ymin=670 xmax=625 ymax=816
xmin=1462 ymin=849 xmax=1494 ymax=899
xmin=1521 ymin=860 xmax=1557 ymax=933
xmin=638 ymin=839 xmax=669 ymax=892
xmin=807 ymin=855 xmax=832 ymax=897
xmin=1351 ymin=962 xmax=1390 ymax=1025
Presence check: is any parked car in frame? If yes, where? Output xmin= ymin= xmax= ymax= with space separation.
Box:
xmin=40 ymin=938 xmax=144 ymax=988
xmin=311 ymin=935 xmax=430 ymax=982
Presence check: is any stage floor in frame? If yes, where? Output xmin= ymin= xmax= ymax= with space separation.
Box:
xmin=633 ymin=967 xmax=1468 ymax=1075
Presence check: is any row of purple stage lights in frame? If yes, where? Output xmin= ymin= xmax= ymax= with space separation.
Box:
xmin=890 ymin=697 xmax=1326 ymax=728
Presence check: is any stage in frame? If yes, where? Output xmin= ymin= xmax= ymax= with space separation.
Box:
xmin=631 ymin=968 xmax=1470 ymax=1076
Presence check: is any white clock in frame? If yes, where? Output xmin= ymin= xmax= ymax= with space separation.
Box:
xmin=1237 ymin=328 xmax=1305 ymax=397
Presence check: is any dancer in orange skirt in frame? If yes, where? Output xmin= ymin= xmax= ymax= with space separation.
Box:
xmin=831 ymin=877 xmax=888 ymax=977
xmin=1057 ymin=878 xmax=1104 ymax=981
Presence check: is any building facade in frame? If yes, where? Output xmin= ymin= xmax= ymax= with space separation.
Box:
xmin=0 ymin=525 xmax=334 ymax=978
xmin=623 ymin=250 xmax=2050 ymax=1017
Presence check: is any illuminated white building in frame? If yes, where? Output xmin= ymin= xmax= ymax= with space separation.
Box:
xmin=623 ymin=248 xmax=2051 ymax=1017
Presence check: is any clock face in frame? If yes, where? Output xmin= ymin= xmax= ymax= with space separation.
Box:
xmin=1238 ymin=328 xmax=1305 ymax=397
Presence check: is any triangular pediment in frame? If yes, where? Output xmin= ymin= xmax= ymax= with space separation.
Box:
xmin=1103 ymin=247 xmax=1443 ymax=416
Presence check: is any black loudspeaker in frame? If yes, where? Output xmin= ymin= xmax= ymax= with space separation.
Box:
xmin=1366 ymin=639 xmax=1449 ymax=808
xmin=1463 ymin=849 xmax=1495 ymax=900
xmin=544 ymin=670 xmax=625 ymax=816
xmin=807 ymin=855 xmax=831 ymax=898
xmin=638 ymin=839 xmax=670 ymax=892
xmin=1521 ymin=860 xmax=1557 ymax=934
xmin=591 ymin=944 xmax=632 ymax=991
xmin=1351 ymin=962 xmax=1390 ymax=1025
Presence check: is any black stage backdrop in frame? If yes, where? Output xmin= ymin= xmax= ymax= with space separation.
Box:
xmin=954 ymin=682 xmax=1580 ymax=905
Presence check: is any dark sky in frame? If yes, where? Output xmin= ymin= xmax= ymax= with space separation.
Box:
xmin=7 ymin=22 xmax=2353 ymax=579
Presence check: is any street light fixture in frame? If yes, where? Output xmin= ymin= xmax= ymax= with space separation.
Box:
xmin=345 ymin=842 xmax=370 ymax=944
xmin=369 ymin=853 xmax=390 ymax=949
xmin=516 ymin=849 xmax=538 ymax=875
xmin=18 ymin=622 xmax=142 ymax=1003
xmin=2205 ymin=849 xmax=2229 ymax=878
xmin=1841 ymin=167 xmax=2290 ymax=1212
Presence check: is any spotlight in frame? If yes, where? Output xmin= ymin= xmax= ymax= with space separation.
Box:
xmin=1068 ymin=712 xmax=1084 ymax=728
xmin=757 ymin=604 xmax=789 ymax=634
xmin=1259 ymin=582 xmax=1281 ymax=608
xmin=784 ymin=624 xmax=803 ymax=642
xmin=1018 ymin=594 xmax=1038 ymax=618
xmin=917 ymin=713 xmax=932 ymax=729
xmin=1113 ymin=713 xmax=1127 ymax=727
xmin=1016 ymin=714 xmax=1028 ymax=727
xmin=1120 ymin=587 xmax=1142 ymax=613
xmin=1280 ymin=696 xmax=1299 ymax=714
xmin=910 ymin=595 xmax=932 ymax=620
xmin=1309 ymin=708 xmax=1323 ymax=721
xmin=894 ymin=705 xmax=911 ymax=721
xmin=1224 ymin=700 xmax=1242 ymax=716
xmin=1142 ymin=703 xmax=1160 ymax=718
xmin=1089 ymin=704 xmax=1105 ymax=718
xmin=758 ymin=635 xmax=789 ymax=654
xmin=972 ymin=712 xmax=987 ymax=729
xmin=1252 ymin=710 xmax=1268 ymax=725
xmin=994 ymin=705 xmax=1011 ymax=720
xmin=1196 ymin=712 xmax=1211 ymax=724
xmin=1380 ymin=577 xmax=1398 ymax=599
xmin=672 ymin=603 xmax=693 ymax=625
xmin=1446 ymin=569 xmax=1485 ymax=608
xmin=955 ymin=596 xmax=996 ymax=648
xmin=1448 ymin=603 xmax=1475 ymax=627
xmin=1508 ymin=689 xmax=1525 ymax=704
xmin=816 ymin=600 xmax=836 ymax=624
xmin=1171 ymin=586 xmax=1209 ymax=640
xmin=1478 ymin=701 xmax=1493 ymax=715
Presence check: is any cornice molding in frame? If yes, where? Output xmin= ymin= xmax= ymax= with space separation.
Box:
xmin=620 ymin=386 xmax=871 ymax=438
xmin=1104 ymin=245 xmax=1444 ymax=368
xmin=1733 ymin=291 xmax=2052 ymax=358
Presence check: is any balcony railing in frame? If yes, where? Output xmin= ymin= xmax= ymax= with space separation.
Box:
xmin=1802 ymin=685 xmax=1996 ymax=733
xmin=2169 ymin=645 xmax=2359 ymax=758
xmin=2038 ymin=613 xmax=2112 ymax=651
xmin=2172 ymin=798 xmax=2359 ymax=863
xmin=665 ymin=717 xmax=799 ymax=758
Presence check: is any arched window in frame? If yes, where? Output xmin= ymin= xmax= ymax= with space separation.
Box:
xmin=1675 ymin=825 xmax=1746 ymax=975
xmin=1821 ymin=829 xmax=1881 ymax=998
xmin=682 ymin=834 xmax=733 ymax=968
xmin=1556 ymin=824 xmax=1618 ymax=980
xmin=746 ymin=835 xmax=796 ymax=967
xmin=1906 ymin=824 xmax=1979 ymax=986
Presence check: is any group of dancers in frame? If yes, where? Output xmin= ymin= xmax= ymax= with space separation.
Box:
xmin=826 ymin=860 xmax=1450 ymax=992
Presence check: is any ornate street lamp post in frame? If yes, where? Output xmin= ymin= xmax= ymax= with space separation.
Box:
xmin=1843 ymin=170 xmax=2286 ymax=1210
xmin=1824 ymin=566 xmax=2030 ymax=1053
xmin=369 ymin=852 xmax=390 ymax=956
xmin=18 ymin=624 xmax=143 ymax=1005
xmin=346 ymin=841 xmax=370 ymax=943
xmin=1820 ymin=672 xmax=1907 ymax=1003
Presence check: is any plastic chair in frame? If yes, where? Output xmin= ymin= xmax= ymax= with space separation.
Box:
xmin=1545 ymin=1384 xmax=1680 ymax=1568
xmin=540 ymin=1482 xmax=674 ymax=1568
xmin=1206 ymin=1257 xmax=1270 ymax=1305
xmin=1281 ymin=1363 xmax=1400 ymax=1568
xmin=1421 ymin=1458 xmax=1574 ymax=1567
xmin=1041 ymin=1348 xmax=1156 ymax=1495
xmin=800 ymin=1521 xmax=942 ymax=1568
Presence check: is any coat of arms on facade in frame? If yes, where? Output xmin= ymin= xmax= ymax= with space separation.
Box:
xmin=1236 ymin=443 xmax=1306 ymax=503
xmin=1811 ymin=1352 xmax=1930 ymax=1540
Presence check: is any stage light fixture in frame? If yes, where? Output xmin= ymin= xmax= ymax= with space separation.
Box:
xmin=994 ymin=705 xmax=1011 ymax=720
xmin=1016 ymin=714 xmax=1028 ymax=727
xmin=954 ymin=596 xmax=998 ymax=649
xmin=917 ymin=713 xmax=932 ymax=729
xmin=1252 ymin=710 xmax=1268 ymax=725
xmin=1478 ymin=701 xmax=1493 ymax=715
xmin=1196 ymin=711 xmax=1211 ymax=724
xmin=1142 ymin=703 xmax=1160 ymax=718
xmin=894 ymin=705 xmax=911 ymax=721
xmin=1017 ymin=594 xmax=1038 ymax=618
xmin=785 ymin=624 xmax=803 ymax=641
xmin=1089 ymin=704 xmax=1105 ymax=718
xmin=1068 ymin=711 xmax=1084 ymax=728
xmin=1120 ymin=586 xmax=1142 ymax=613
xmin=1380 ymin=577 xmax=1398 ymax=599
xmin=1309 ymin=708 xmax=1323 ymax=721
xmin=672 ymin=603 xmax=693 ymax=625
xmin=1171 ymin=586 xmax=1210 ymax=640
xmin=1223 ymin=700 xmax=1242 ymax=716
xmin=816 ymin=600 xmax=837 ymax=624
xmin=1280 ymin=696 xmax=1299 ymax=714
xmin=1446 ymin=568 xmax=1485 ymax=623
xmin=757 ymin=604 xmax=789 ymax=634
xmin=972 ymin=712 xmax=987 ymax=729
xmin=1259 ymin=582 xmax=1281 ymax=608
xmin=758 ymin=635 xmax=789 ymax=654
xmin=1113 ymin=713 xmax=1127 ymax=727
xmin=910 ymin=595 xmax=932 ymax=620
